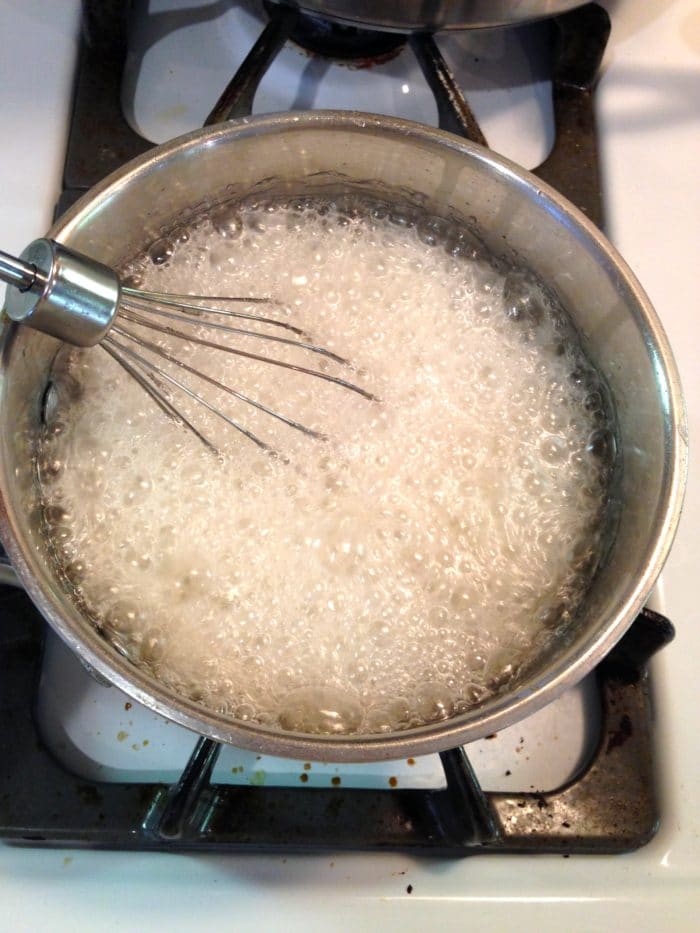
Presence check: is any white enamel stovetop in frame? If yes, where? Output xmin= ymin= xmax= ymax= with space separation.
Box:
xmin=0 ymin=1 xmax=699 ymax=930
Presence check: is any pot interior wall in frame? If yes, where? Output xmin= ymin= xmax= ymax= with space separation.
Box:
xmin=0 ymin=116 xmax=682 ymax=759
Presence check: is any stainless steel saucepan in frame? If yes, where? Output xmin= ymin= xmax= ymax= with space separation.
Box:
xmin=0 ymin=112 xmax=687 ymax=761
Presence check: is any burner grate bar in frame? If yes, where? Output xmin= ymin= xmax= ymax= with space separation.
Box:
xmin=204 ymin=5 xmax=300 ymax=125
xmin=0 ymin=584 xmax=673 ymax=855
xmin=409 ymin=33 xmax=487 ymax=145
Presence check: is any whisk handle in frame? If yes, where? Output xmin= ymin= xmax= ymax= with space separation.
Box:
xmin=0 ymin=248 xmax=44 ymax=291
xmin=2 ymin=238 xmax=119 ymax=347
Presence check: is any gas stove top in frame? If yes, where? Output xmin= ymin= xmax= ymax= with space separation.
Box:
xmin=0 ymin=0 xmax=698 ymax=928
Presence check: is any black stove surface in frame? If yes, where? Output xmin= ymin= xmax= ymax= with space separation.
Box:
xmin=0 ymin=2 xmax=674 ymax=855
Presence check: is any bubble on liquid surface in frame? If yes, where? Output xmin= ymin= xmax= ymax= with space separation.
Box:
xmin=36 ymin=193 xmax=615 ymax=737
xmin=279 ymin=686 xmax=363 ymax=734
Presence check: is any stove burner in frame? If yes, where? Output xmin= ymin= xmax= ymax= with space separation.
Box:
xmin=263 ymin=2 xmax=406 ymax=66
xmin=2 ymin=0 xmax=661 ymax=857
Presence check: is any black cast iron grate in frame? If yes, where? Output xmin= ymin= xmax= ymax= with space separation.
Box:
xmin=0 ymin=586 xmax=674 ymax=852
xmin=1 ymin=2 xmax=672 ymax=854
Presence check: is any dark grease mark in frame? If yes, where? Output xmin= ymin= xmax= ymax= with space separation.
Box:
xmin=77 ymin=785 xmax=102 ymax=806
xmin=606 ymin=714 xmax=633 ymax=753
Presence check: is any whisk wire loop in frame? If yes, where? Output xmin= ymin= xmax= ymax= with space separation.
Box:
xmin=0 ymin=237 xmax=377 ymax=455
xmin=121 ymin=286 xmax=310 ymax=336
xmin=102 ymin=341 xmax=221 ymax=455
xmin=119 ymin=300 xmax=349 ymax=364
xmin=104 ymin=335 xmax=279 ymax=456
xmin=111 ymin=322 xmax=328 ymax=440
xmin=116 ymin=307 xmax=377 ymax=401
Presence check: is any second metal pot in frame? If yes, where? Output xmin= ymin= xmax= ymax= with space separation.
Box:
xmin=267 ymin=1 xmax=589 ymax=31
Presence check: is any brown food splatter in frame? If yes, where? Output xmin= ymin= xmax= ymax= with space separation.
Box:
xmin=389 ymin=776 xmax=398 ymax=788
xmin=407 ymin=758 xmax=416 ymax=766
xmin=299 ymin=772 xmax=309 ymax=783
xmin=331 ymin=776 xmax=341 ymax=786
xmin=606 ymin=714 xmax=633 ymax=753
xmin=124 ymin=702 xmax=132 ymax=711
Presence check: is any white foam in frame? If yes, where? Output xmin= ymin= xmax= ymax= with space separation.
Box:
xmin=37 ymin=196 xmax=613 ymax=736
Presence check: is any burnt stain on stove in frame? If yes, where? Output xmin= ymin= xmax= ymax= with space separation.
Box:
xmin=324 ymin=795 xmax=345 ymax=821
xmin=76 ymin=784 xmax=102 ymax=807
xmin=606 ymin=713 xmax=633 ymax=753
xmin=275 ymin=3 xmax=407 ymax=70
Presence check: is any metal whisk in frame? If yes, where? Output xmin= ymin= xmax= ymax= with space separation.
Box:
xmin=0 ymin=238 xmax=375 ymax=456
